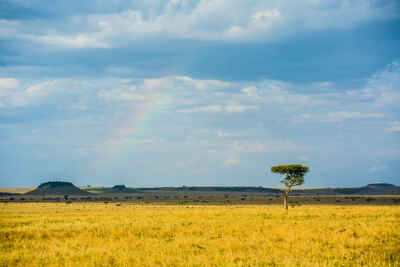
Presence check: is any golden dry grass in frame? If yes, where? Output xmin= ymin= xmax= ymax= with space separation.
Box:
xmin=0 ymin=187 xmax=35 ymax=194
xmin=1 ymin=203 xmax=399 ymax=266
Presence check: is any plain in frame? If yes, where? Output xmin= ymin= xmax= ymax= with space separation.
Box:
xmin=1 ymin=203 xmax=399 ymax=266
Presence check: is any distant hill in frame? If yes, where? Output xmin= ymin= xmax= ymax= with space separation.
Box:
xmin=366 ymin=183 xmax=396 ymax=188
xmin=135 ymin=186 xmax=282 ymax=193
xmin=0 ymin=192 xmax=20 ymax=196
xmin=127 ymin=185 xmax=399 ymax=195
xmin=121 ymin=184 xmax=399 ymax=195
xmin=102 ymin=185 xmax=139 ymax=194
xmin=1 ymin=182 xmax=398 ymax=196
xmin=292 ymin=183 xmax=400 ymax=195
xmin=25 ymin=182 xmax=90 ymax=195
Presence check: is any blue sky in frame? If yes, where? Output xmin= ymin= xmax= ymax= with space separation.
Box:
xmin=0 ymin=0 xmax=399 ymax=187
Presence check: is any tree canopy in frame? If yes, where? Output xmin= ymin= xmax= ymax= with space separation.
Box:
xmin=271 ymin=164 xmax=309 ymax=189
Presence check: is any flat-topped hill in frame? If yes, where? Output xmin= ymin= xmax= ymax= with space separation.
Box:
xmin=25 ymin=182 xmax=90 ymax=195
xmin=103 ymin=185 xmax=139 ymax=194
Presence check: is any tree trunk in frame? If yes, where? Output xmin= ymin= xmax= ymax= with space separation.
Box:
xmin=283 ymin=190 xmax=289 ymax=210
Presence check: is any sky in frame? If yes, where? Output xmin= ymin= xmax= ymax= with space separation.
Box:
xmin=0 ymin=0 xmax=399 ymax=187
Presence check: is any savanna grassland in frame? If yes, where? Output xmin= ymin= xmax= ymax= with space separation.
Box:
xmin=1 ymin=203 xmax=399 ymax=266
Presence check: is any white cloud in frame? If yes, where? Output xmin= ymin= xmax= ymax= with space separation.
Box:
xmin=220 ymin=139 xmax=311 ymax=169
xmin=6 ymin=0 xmax=398 ymax=48
xmin=0 ymin=78 xmax=20 ymax=108
xmin=374 ymin=91 xmax=400 ymax=106
xmin=30 ymin=34 xmax=111 ymax=49
xmin=296 ymin=111 xmax=384 ymax=123
xmin=133 ymin=137 xmax=165 ymax=144
xmin=97 ymin=85 xmax=146 ymax=101
xmin=226 ymin=103 xmax=259 ymax=112
xmin=26 ymin=80 xmax=57 ymax=95
xmin=180 ymin=105 xmax=222 ymax=113
xmin=217 ymin=130 xmax=245 ymax=138
xmin=96 ymin=76 xmax=230 ymax=108
xmin=298 ymin=156 xmax=311 ymax=162
xmin=310 ymin=81 xmax=334 ymax=89
xmin=0 ymin=78 xmax=19 ymax=89
xmin=175 ymin=76 xmax=230 ymax=90
xmin=241 ymin=86 xmax=258 ymax=97
xmin=179 ymin=104 xmax=259 ymax=113
xmin=87 ymin=1 xmax=397 ymax=44
xmin=388 ymin=121 xmax=400 ymax=132
xmin=224 ymin=155 xmax=240 ymax=166
xmin=69 ymin=103 xmax=89 ymax=111
xmin=343 ymin=61 xmax=400 ymax=104
xmin=0 ymin=19 xmax=21 ymax=38
xmin=3 ymin=61 xmax=398 ymax=131
xmin=0 ymin=79 xmax=93 ymax=109
xmin=2 ymin=61 xmax=398 ymax=133
xmin=231 ymin=140 xmax=307 ymax=153
xmin=369 ymin=164 xmax=388 ymax=173
xmin=252 ymin=9 xmax=281 ymax=22
xmin=326 ymin=111 xmax=384 ymax=122
xmin=293 ymin=61 xmax=400 ymax=123
xmin=218 ymin=138 xmax=310 ymax=167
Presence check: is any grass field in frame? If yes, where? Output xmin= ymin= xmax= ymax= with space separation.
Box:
xmin=1 ymin=203 xmax=399 ymax=266
xmin=0 ymin=187 xmax=35 ymax=194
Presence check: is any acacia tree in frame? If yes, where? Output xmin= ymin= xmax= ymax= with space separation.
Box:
xmin=270 ymin=164 xmax=309 ymax=210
